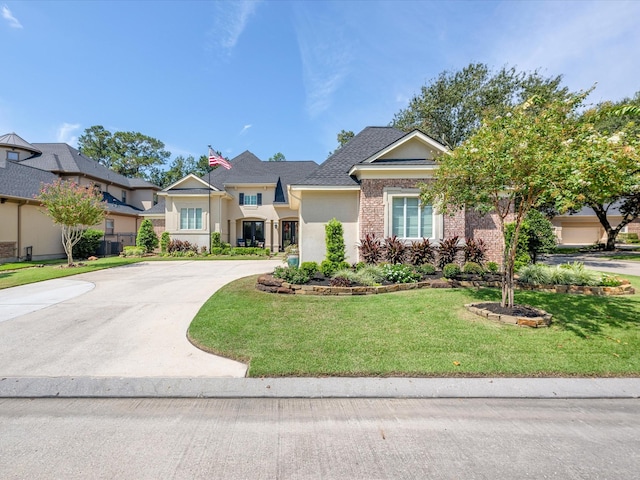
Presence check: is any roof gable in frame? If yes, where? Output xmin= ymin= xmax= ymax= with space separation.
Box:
xmin=164 ymin=173 xmax=215 ymax=191
xmin=364 ymin=130 xmax=449 ymax=163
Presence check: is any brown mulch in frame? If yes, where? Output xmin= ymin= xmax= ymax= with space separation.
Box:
xmin=472 ymin=302 xmax=545 ymax=318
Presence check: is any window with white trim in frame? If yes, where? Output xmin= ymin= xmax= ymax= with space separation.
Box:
xmin=7 ymin=151 xmax=19 ymax=161
xmin=391 ymin=196 xmax=434 ymax=239
xmin=180 ymin=208 xmax=202 ymax=230
xmin=105 ymin=219 xmax=114 ymax=235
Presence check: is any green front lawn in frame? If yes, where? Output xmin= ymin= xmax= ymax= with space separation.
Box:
xmin=188 ymin=275 xmax=640 ymax=377
xmin=0 ymin=257 xmax=144 ymax=289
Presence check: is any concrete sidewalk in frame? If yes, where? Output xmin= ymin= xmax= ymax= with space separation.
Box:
xmin=1 ymin=376 xmax=639 ymax=398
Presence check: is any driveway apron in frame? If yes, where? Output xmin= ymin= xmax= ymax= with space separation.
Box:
xmin=0 ymin=260 xmax=280 ymax=378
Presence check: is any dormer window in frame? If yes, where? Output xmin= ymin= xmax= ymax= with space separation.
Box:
xmin=121 ymin=190 xmax=127 ymax=204
xmin=7 ymin=151 xmax=19 ymax=161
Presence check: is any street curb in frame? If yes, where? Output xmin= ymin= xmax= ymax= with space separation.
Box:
xmin=1 ymin=377 xmax=639 ymax=399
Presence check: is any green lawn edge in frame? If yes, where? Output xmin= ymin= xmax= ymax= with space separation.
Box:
xmin=188 ymin=274 xmax=640 ymax=378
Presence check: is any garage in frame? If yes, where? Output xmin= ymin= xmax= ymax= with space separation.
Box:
xmin=559 ymin=223 xmax=603 ymax=245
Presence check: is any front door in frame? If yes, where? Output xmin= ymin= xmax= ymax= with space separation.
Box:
xmin=281 ymin=220 xmax=298 ymax=249
xmin=242 ymin=221 xmax=264 ymax=246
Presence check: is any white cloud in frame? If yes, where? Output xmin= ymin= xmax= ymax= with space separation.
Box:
xmin=209 ymin=0 xmax=260 ymax=52
xmin=239 ymin=124 xmax=252 ymax=136
xmin=56 ymin=123 xmax=81 ymax=146
xmin=2 ymin=4 xmax=22 ymax=28
xmin=294 ymin=5 xmax=352 ymax=118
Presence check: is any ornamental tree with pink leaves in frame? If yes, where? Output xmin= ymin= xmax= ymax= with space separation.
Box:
xmin=37 ymin=179 xmax=107 ymax=265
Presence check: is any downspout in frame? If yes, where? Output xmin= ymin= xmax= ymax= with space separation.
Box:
xmin=17 ymin=200 xmax=26 ymax=260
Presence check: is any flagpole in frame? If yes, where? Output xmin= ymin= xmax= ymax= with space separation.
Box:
xmin=208 ymin=145 xmax=212 ymax=252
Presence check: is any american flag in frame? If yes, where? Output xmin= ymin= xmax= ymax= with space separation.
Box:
xmin=208 ymin=147 xmax=232 ymax=170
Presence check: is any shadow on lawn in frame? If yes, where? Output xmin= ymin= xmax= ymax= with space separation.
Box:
xmin=466 ymin=287 xmax=640 ymax=339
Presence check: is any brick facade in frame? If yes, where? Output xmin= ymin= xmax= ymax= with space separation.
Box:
xmin=359 ymin=178 xmax=507 ymax=264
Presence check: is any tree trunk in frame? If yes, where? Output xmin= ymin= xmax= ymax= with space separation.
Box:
xmin=591 ymin=204 xmax=619 ymax=251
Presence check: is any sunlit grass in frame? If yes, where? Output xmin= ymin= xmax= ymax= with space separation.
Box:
xmin=0 ymin=257 xmax=144 ymax=289
xmin=188 ymin=275 xmax=640 ymax=377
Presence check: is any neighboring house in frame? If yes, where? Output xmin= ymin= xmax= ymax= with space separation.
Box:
xmin=0 ymin=132 xmax=160 ymax=261
xmin=289 ymin=126 xmax=508 ymax=264
xmin=144 ymin=151 xmax=319 ymax=252
xmin=551 ymin=203 xmax=640 ymax=245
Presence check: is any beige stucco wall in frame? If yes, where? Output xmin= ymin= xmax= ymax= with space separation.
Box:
xmin=129 ymin=189 xmax=156 ymax=211
xmin=0 ymin=201 xmax=64 ymax=260
xmin=163 ymin=194 xmax=218 ymax=250
xmin=298 ymin=190 xmax=360 ymax=264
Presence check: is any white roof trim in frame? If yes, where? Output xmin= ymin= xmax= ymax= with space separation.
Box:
xmin=362 ymin=130 xmax=450 ymax=164
xmin=163 ymin=173 xmax=219 ymax=192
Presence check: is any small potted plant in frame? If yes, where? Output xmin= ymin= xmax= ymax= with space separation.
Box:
xmin=284 ymin=244 xmax=299 ymax=268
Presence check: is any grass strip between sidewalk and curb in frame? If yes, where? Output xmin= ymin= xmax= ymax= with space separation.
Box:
xmin=188 ymin=274 xmax=640 ymax=378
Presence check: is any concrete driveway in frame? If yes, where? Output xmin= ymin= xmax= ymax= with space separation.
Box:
xmin=0 ymin=260 xmax=280 ymax=378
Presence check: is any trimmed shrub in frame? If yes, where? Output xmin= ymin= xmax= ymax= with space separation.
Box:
xmin=417 ymin=264 xmax=436 ymax=275
xmin=122 ymin=246 xmax=145 ymax=257
xmin=321 ymin=260 xmax=350 ymax=277
xmin=168 ymin=239 xmax=198 ymax=254
xmin=380 ymin=264 xmax=421 ymax=283
xmin=160 ymin=231 xmax=170 ymax=254
xmin=136 ymin=219 xmax=159 ymax=253
xmin=300 ymin=261 xmax=319 ymax=277
xmin=325 ymin=218 xmax=346 ymax=264
xmin=462 ymin=261 xmax=484 ymax=275
xmin=383 ymin=235 xmax=407 ymax=264
xmin=408 ymin=238 xmax=435 ymax=266
xmin=437 ymin=236 xmax=460 ymax=269
xmin=72 ymin=229 xmax=103 ymax=259
xmin=273 ymin=266 xmax=310 ymax=284
xmin=358 ymin=233 xmax=383 ymax=265
xmin=442 ymin=263 xmax=461 ymax=279
xmin=211 ymin=232 xmax=221 ymax=249
xmin=486 ymin=261 xmax=500 ymax=273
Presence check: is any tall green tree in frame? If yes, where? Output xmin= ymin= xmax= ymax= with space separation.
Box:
xmin=421 ymin=93 xmax=585 ymax=308
xmin=37 ymin=179 xmax=107 ymax=266
xmin=268 ymin=152 xmax=286 ymax=162
xmin=328 ymin=130 xmax=355 ymax=157
xmin=77 ymin=125 xmax=114 ymax=168
xmin=148 ymin=154 xmax=218 ymax=188
xmin=559 ymin=96 xmax=640 ymax=250
xmin=392 ymin=63 xmax=568 ymax=148
xmin=78 ymin=126 xmax=170 ymax=181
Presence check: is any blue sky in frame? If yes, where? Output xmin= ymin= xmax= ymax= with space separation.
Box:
xmin=2 ymin=0 xmax=639 ymax=166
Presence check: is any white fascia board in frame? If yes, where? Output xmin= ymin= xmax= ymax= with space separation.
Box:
xmin=163 ymin=173 xmax=219 ymax=192
xmin=224 ymin=183 xmax=277 ymax=189
xmin=349 ymin=164 xmax=439 ymax=179
xmin=288 ymin=185 xmax=360 ymax=192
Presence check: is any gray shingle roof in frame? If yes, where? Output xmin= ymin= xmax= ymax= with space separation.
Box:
xmin=102 ymin=192 xmax=142 ymax=215
xmin=201 ymin=151 xmax=318 ymax=203
xmin=0 ymin=159 xmax=58 ymax=200
xmin=295 ymin=127 xmax=407 ymax=186
xmin=19 ymin=143 xmax=159 ymax=190
xmin=0 ymin=132 xmax=41 ymax=154
xmin=141 ymin=199 xmax=166 ymax=215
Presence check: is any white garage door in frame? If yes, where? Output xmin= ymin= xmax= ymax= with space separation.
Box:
xmin=561 ymin=225 xmax=603 ymax=245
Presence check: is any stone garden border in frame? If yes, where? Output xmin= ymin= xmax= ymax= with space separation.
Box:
xmin=465 ymin=303 xmax=553 ymax=328
xmin=256 ymin=275 xmax=635 ymax=297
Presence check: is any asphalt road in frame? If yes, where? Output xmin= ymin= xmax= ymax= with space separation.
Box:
xmin=2 ymin=397 xmax=639 ymax=479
